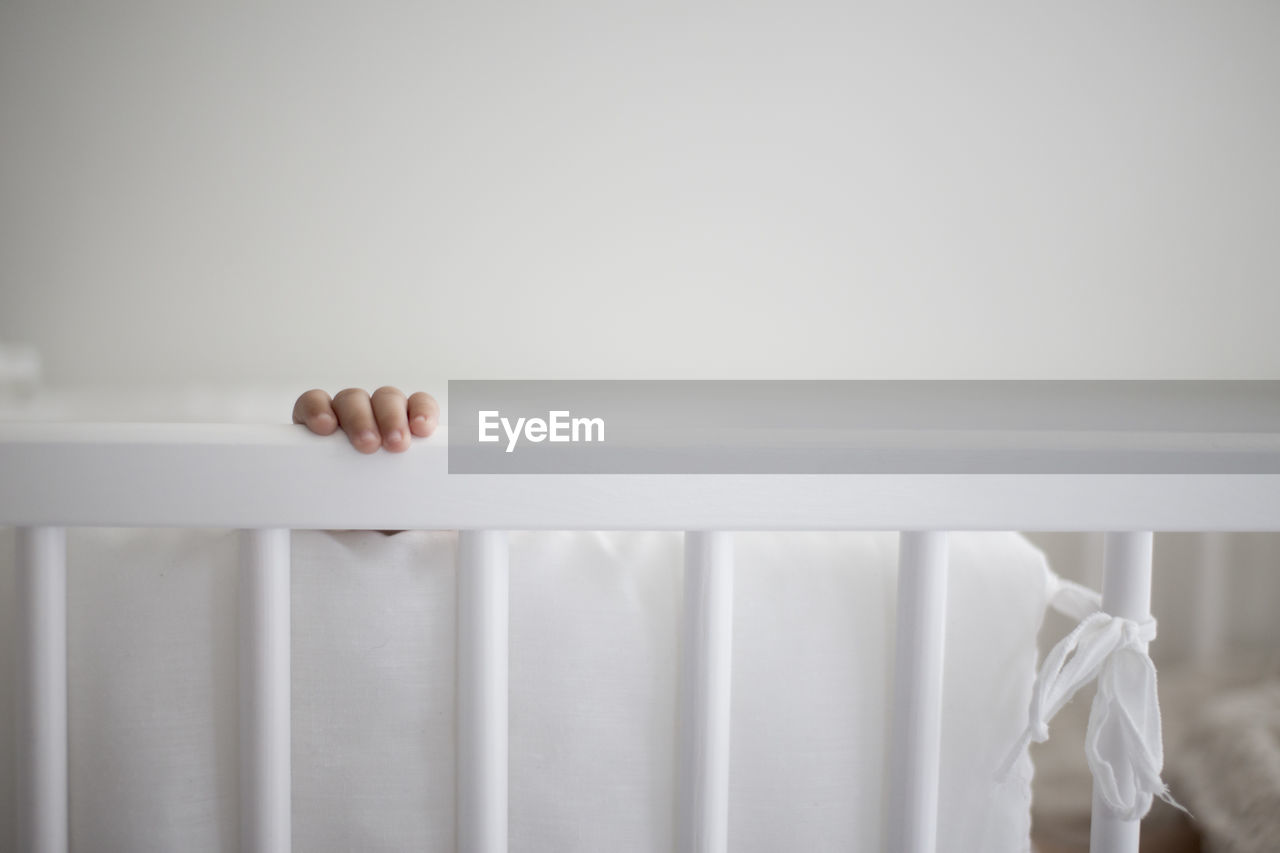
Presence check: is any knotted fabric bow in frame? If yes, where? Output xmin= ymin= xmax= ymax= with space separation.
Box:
xmin=999 ymin=581 xmax=1181 ymax=821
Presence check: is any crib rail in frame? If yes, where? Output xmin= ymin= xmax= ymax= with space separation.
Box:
xmin=4 ymin=409 xmax=1280 ymax=853
xmin=3 ymin=422 xmax=1280 ymax=530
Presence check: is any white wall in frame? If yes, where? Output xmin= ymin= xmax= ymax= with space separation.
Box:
xmin=2 ymin=2 xmax=1279 ymax=388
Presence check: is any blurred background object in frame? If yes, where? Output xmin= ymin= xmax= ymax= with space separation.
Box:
xmin=0 ymin=339 xmax=41 ymax=401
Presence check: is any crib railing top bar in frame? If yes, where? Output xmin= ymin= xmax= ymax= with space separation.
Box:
xmin=2 ymin=422 xmax=1280 ymax=530
xmin=5 ymin=421 xmax=1280 ymax=466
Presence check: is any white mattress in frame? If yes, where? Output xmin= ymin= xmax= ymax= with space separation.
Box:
xmin=0 ymin=386 xmax=1054 ymax=851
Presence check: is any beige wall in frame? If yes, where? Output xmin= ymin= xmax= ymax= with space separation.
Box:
xmin=2 ymin=3 xmax=1279 ymax=389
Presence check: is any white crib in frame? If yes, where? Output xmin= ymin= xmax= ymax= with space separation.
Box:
xmin=2 ymin=381 xmax=1278 ymax=853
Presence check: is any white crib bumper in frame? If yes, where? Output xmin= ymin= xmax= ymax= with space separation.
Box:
xmin=0 ymin=528 xmax=1053 ymax=853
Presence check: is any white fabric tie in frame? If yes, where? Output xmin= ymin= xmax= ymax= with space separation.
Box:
xmin=1000 ymin=580 xmax=1182 ymax=821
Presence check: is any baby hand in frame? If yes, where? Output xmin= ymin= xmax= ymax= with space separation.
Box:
xmin=292 ymin=387 xmax=439 ymax=453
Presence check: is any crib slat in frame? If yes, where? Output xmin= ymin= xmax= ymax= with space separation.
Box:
xmin=457 ymin=530 xmax=509 ymax=853
xmin=1089 ymin=531 xmax=1154 ymax=853
xmin=676 ymin=531 xmax=734 ymax=853
xmin=16 ymin=526 xmax=68 ymax=853
xmin=886 ymin=531 xmax=950 ymax=853
xmin=239 ymin=528 xmax=291 ymax=853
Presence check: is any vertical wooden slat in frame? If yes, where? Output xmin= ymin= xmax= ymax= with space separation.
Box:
xmin=676 ymin=531 xmax=734 ymax=853
xmin=239 ymin=528 xmax=291 ymax=853
xmin=1089 ymin=531 xmax=1153 ymax=853
xmin=16 ymin=526 xmax=68 ymax=853
xmin=457 ymin=530 xmax=509 ymax=853
xmin=885 ymin=531 xmax=949 ymax=853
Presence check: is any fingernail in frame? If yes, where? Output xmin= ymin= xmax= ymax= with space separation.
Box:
xmin=386 ymin=430 xmax=402 ymax=443
xmin=359 ymin=430 xmax=377 ymax=444
xmin=413 ymin=415 xmax=427 ymax=426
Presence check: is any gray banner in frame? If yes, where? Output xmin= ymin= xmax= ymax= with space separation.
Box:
xmin=445 ymin=380 xmax=1280 ymax=474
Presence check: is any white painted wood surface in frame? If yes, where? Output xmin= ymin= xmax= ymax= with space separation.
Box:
xmin=676 ymin=532 xmax=734 ymax=853
xmin=2 ymin=423 xmax=1280 ymax=530
xmin=1089 ymin=532 xmax=1154 ymax=853
xmin=16 ymin=526 xmax=68 ymax=853
xmin=239 ymin=529 xmax=292 ymax=853
xmin=457 ymin=530 xmax=509 ymax=853
xmin=885 ymin=531 xmax=950 ymax=853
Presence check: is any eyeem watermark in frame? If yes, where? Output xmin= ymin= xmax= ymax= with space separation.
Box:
xmin=478 ymin=410 xmax=606 ymax=453
xmin=449 ymin=380 xmax=1280 ymax=474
